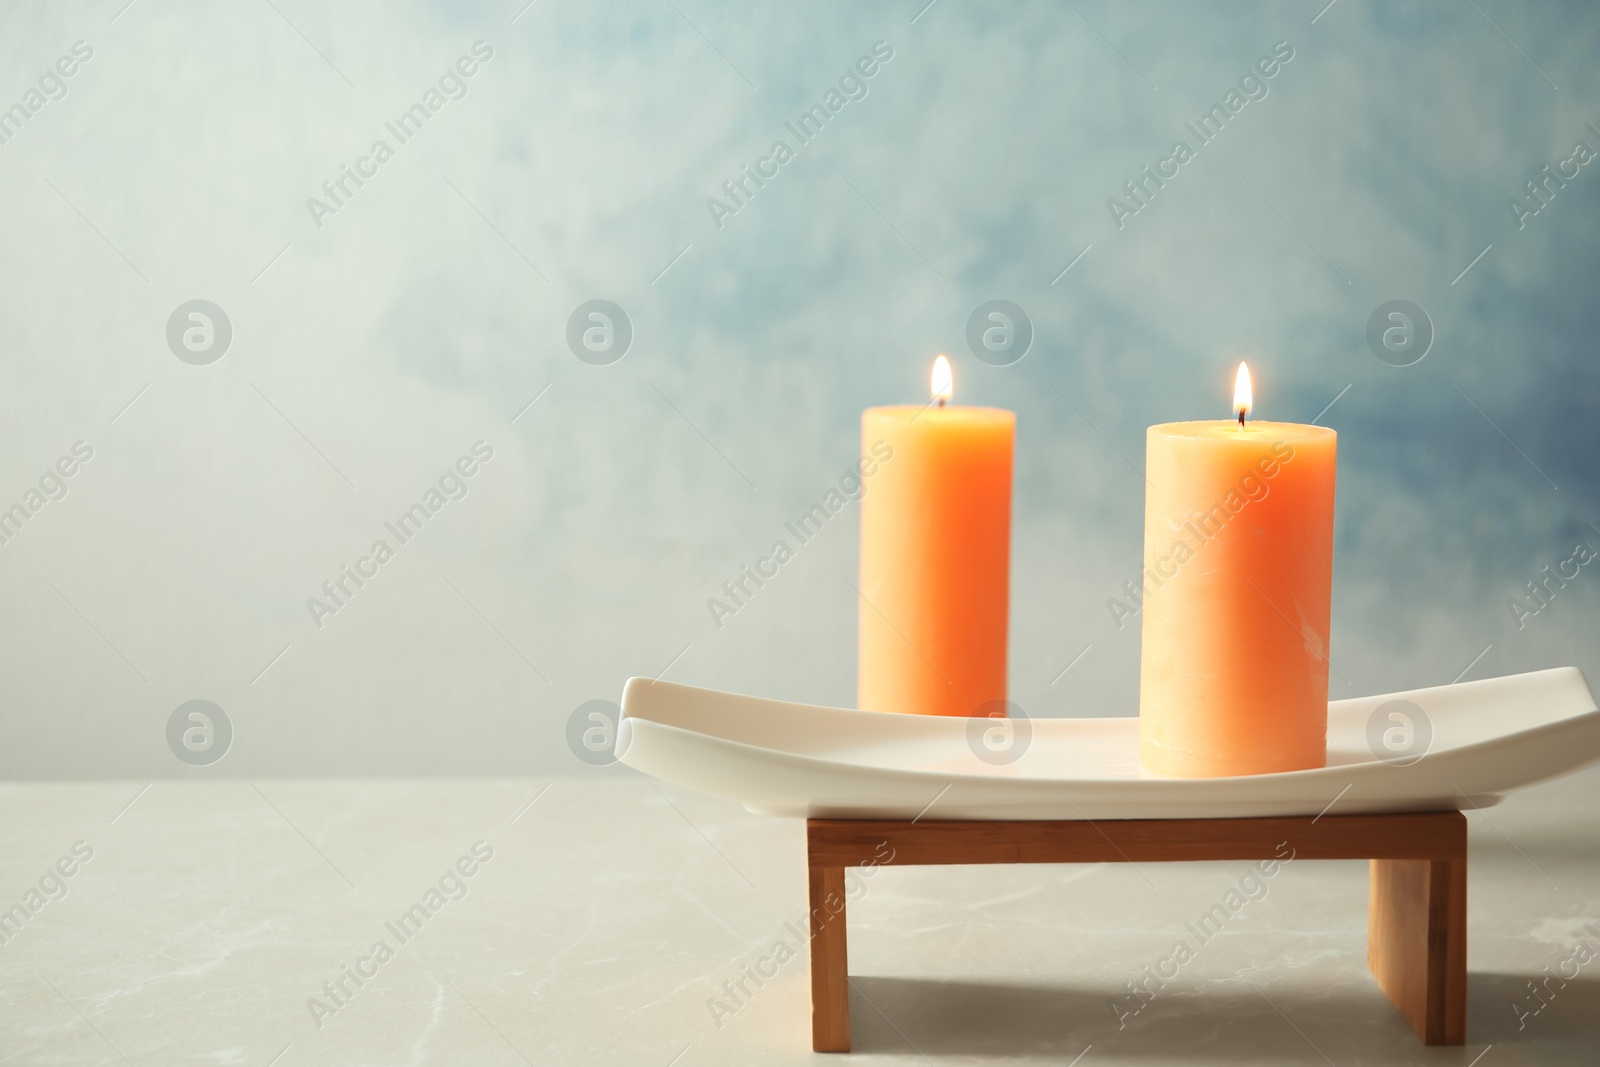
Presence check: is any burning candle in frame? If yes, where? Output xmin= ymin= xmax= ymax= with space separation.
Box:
xmin=1139 ymin=363 xmax=1337 ymax=776
xmin=858 ymin=356 xmax=1014 ymax=716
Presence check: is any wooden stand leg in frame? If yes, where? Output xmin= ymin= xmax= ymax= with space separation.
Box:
xmin=805 ymin=812 xmax=1468 ymax=1051
xmin=809 ymin=866 xmax=851 ymax=1052
xmin=1368 ymin=856 xmax=1466 ymax=1045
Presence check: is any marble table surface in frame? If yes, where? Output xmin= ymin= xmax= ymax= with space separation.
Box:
xmin=2 ymin=769 xmax=1598 ymax=1066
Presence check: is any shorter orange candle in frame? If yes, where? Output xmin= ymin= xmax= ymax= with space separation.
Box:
xmin=858 ymin=357 xmax=1014 ymax=716
xmin=1139 ymin=364 xmax=1337 ymax=777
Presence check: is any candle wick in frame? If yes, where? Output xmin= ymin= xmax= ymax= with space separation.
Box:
xmin=937 ymin=397 xmax=946 ymax=408
xmin=1237 ymin=409 xmax=1246 ymax=429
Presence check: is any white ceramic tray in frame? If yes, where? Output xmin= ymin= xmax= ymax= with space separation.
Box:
xmin=615 ymin=667 xmax=1600 ymax=821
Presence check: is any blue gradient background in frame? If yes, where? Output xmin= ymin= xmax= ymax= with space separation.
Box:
xmin=0 ymin=0 xmax=1595 ymax=776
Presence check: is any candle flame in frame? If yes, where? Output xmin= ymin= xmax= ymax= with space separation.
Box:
xmin=1234 ymin=362 xmax=1252 ymax=425
xmin=931 ymin=355 xmax=953 ymax=405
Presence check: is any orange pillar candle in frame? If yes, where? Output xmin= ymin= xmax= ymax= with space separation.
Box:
xmin=1139 ymin=364 xmax=1337 ymax=777
xmin=858 ymin=356 xmax=1014 ymax=716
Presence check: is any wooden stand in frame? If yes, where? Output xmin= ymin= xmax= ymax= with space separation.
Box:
xmin=807 ymin=811 xmax=1466 ymax=1052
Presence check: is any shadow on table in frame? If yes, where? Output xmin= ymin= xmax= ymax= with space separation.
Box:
xmin=845 ymin=972 xmax=1600 ymax=1062
xmin=1469 ymin=971 xmax=1600 ymax=1045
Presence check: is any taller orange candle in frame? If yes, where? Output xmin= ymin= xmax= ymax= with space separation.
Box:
xmin=859 ymin=356 xmax=1014 ymax=716
xmin=1139 ymin=364 xmax=1337 ymax=777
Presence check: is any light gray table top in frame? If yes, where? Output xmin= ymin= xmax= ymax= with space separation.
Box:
xmin=2 ymin=769 xmax=1597 ymax=1065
